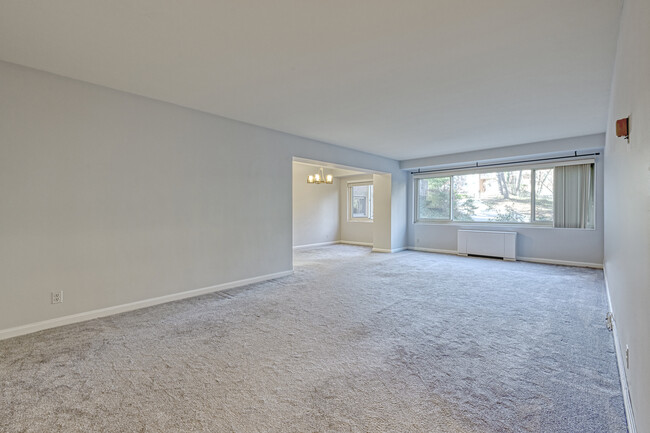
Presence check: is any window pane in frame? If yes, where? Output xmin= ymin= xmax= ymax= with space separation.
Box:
xmin=452 ymin=170 xmax=531 ymax=222
xmin=418 ymin=177 xmax=451 ymax=220
xmin=534 ymin=168 xmax=554 ymax=222
xmin=351 ymin=185 xmax=372 ymax=218
xmin=352 ymin=196 xmax=366 ymax=217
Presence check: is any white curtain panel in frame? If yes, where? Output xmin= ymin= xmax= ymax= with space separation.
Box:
xmin=553 ymin=164 xmax=594 ymax=228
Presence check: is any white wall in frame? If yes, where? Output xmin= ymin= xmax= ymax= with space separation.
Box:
xmin=292 ymin=163 xmax=339 ymax=247
xmin=339 ymin=175 xmax=374 ymax=246
xmin=604 ymin=0 xmax=650 ymax=430
xmin=403 ymin=135 xmax=606 ymax=266
xmin=390 ymin=172 xmax=408 ymax=251
xmin=0 ymin=60 xmax=405 ymax=333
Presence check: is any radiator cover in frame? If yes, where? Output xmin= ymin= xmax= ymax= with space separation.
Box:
xmin=457 ymin=230 xmax=517 ymax=261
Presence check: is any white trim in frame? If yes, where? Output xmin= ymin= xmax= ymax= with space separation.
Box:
xmin=516 ymin=256 xmax=603 ymax=269
xmin=372 ymin=247 xmax=408 ymax=253
xmin=413 ymin=221 xmax=590 ymax=230
xmin=0 ymin=270 xmax=294 ymax=341
xmin=408 ymin=246 xmax=458 ymax=255
xmin=293 ymin=241 xmax=338 ymax=250
xmin=408 ymin=248 xmax=603 ymax=268
xmin=348 ymin=183 xmax=374 ymax=221
xmin=603 ymin=267 xmax=637 ymax=433
xmin=346 ymin=180 xmax=373 ymax=186
xmin=340 ymin=240 xmax=373 ymax=247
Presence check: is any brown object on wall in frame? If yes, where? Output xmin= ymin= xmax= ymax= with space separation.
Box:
xmin=616 ymin=117 xmax=629 ymax=138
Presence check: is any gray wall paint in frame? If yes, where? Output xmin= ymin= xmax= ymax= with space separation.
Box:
xmin=604 ymin=0 xmax=650 ymax=430
xmin=0 ymin=61 xmax=404 ymax=331
xmin=401 ymin=133 xmax=606 ymax=170
xmin=405 ymin=135 xmax=605 ymax=265
xmin=292 ymin=163 xmax=339 ymax=247
xmin=339 ymin=175 xmax=374 ymax=245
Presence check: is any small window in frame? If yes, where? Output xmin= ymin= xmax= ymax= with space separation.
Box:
xmin=349 ymin=184 xmax=373 ymax=220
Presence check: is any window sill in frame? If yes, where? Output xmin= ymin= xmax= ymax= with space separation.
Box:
xmin=413 ymin=221 xmax=595 ymax=230
xmin=348 ymin=219 xmax=374 ymax=223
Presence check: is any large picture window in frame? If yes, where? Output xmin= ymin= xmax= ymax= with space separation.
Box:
xmin=452 ymin=170 xmax=532 ymax=222
xmin=415 ymin=162 xmax=594 ymax=228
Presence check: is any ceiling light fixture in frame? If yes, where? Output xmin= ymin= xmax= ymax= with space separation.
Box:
xmin=307 ymin=167 xmax=333 ymax=184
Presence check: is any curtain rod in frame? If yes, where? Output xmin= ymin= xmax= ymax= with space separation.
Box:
xmin=410 ymin=151 xmax=600 ymax=175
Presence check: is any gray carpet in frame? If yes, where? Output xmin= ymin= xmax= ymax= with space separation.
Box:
xmin=0 ymin=245 xmax=627 ymax=432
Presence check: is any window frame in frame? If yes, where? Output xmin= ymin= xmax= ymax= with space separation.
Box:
xmin=348 ymin=182 xmax=374 ymax=222
xmin=414 ymin=176 xmax=452 ymax=223
xmin=413 ymin=159 xmax=595 ymax=227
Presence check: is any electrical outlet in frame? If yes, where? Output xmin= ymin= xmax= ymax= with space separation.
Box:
xmin=625 ymin=345 xmax=630 ymax=369
xmin=605 ymin=312 xmax=613 ymax=331
xmin=51 ymin=291 xmax=64 ymax=304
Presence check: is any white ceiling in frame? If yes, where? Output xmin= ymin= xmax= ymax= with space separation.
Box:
xmin=0 ymin=1 xmax=622 ymax=160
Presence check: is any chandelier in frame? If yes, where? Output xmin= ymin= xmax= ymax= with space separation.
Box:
xmin=307 ymin=167 xmax=333 ymax=184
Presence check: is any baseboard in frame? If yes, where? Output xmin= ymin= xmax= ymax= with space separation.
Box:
xmin=295 ymin=241 xmax=403 ymax=253
xmin=409 ymin=248 xmax=603 ymax=269
xmin=603 ymin=266 xmax=637 ymax=433
xmin=339 ymin=240 xmax=373 ymax=247
xmin=517 ymin=256 xmax=603 ymax=269
xmin=372 ymin=247 xmax=408 ymax=253
xmin=407 ymin=246 xmax=458 ymax=255
xmin=293 ymin=240 xmax=375 ymax=249
xmin=0 ymin=270 xmax=294 ymax=341
xmin=293 ymin=241 xmax=338 ymax=249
